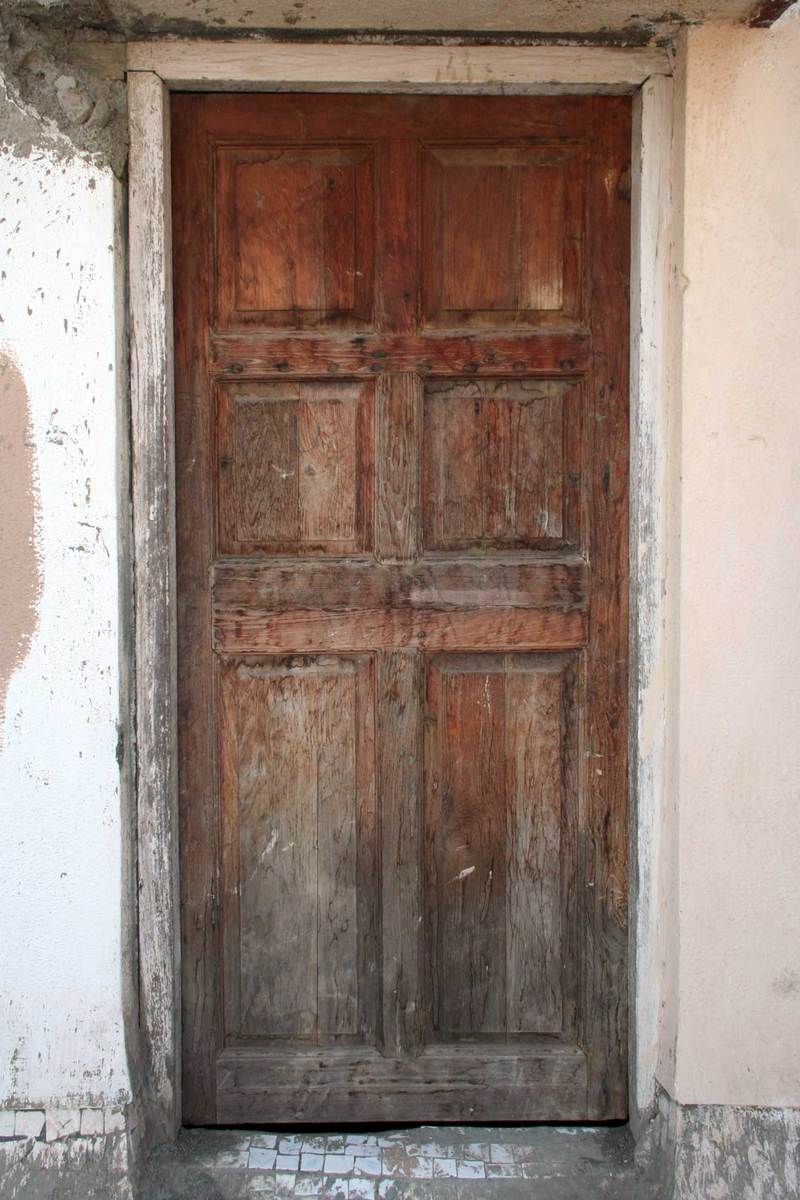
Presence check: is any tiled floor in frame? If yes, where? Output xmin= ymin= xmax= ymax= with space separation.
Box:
xmin=144 ymin=1124 xmax=657 ymax=1199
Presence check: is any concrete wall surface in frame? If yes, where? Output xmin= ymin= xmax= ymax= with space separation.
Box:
xmin=663 ymin=10 xmax=800 ymax=1111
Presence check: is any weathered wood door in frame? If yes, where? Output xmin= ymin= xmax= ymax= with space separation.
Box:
xmin=173 ymin=93 xmax=630 ymax=1125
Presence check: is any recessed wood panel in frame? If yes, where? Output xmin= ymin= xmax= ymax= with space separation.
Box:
xmin=216 ymin=145 xmax=375 ymax=328
xmin=422 ymin=145 xmax=584 ymax=328
xmin=220 ymin=656 xmax=377 ymax=1042
xmin=217 ymin=380 xmax=374 ymax=555
xmin=424 ymin=653 xmax=576 ymax=1039
xmin=422 ymin=379 xmax=580 ymax=552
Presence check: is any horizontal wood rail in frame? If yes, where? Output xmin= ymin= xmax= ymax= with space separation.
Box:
xmin=128 ymin=41 xmax=671 ymax=93
xmin=213 ymin=558 xmax=588 ymax=653
xmin=210 ymin=330 xmax=591 ymax=378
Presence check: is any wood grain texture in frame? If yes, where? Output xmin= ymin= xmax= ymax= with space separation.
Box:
xmin=217 ymin=380 xmax=373 ymax=555
xmin=214 ymin=605 xmax=587 ymax=655
xmin=213 ymin=558 xmax=588 ymax=612
xmin=579 ymin=96 xmax=631 ymax=1117
xmin=426 ymin=659 xmax=508 ymax=1035
xmin=377 ymin=650 xmax=423 ymax=1058
xmin=424 ymin=654 xmax=577 ymax=1041
xmin=506 ymin=659 xmax=573 ymax=1035
xmin=172 ymin=92 xmax=221 ymax=1124
xmin=175 ymin=91 xmax=630 ymax=1124
xmin=422 ymin=379 xmax=577 ymax=551
xmin=216 ymin=144 xmax=374 ymax=328
xmin=220 ymin=658 xmax=372 ymax=1041
xmin=376 ymin=374 xmax=421 ymax=561
xmin=128 ymin=40 xmax=670 ymax=92
xmin=210 ymin=330 xmax=590 ymax=377
xmin=422 ymin=145 xmax=584 ymax=327
xmin=217 ymin=1042 xmax=589 ymax=1124
xmin=129 ymin=70 xmax=181 ymax=1139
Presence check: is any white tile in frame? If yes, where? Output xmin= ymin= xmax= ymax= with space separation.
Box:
xmin=248 ymin=1179 xmax=275 ymax=1194
xmin=463 ymin=1142 xmax=490 ymax=1161
xmin=456 ymin=1160 xmax=486 ymax=1179
xmin=383 ymin=1153 xmax=433 ymax=1180
xmin=486 ymin=1163 xmax=521 ymax=1178
xmin=249 ymin=1147 xmax=278 ymax=1169
xmin=303 ymin=1136 xmax=328 ymax=1153
xmin=45 ymin=1109 xmax=81 ymax=1142
xmin=252 ymin=1133 xmax=278 ymax=1149
xmin=352 ymin=1155 xmax=382 ymax=1177
xmin=0 ymin=1111 xmax=16 ymax=1138
xmin=432 ymin=1158 xmax=457 ymax=1178
xmin=279 ymin=1136 xmax=306 ymax=1154
xmin=324 ymin=1154 xmax=355 ymax=1175
xmin=404 ymin=1142 xmax=443 ymax=1159
xmin=489 ymin=1144 xmax=515 ymax=1165
xmin=277 ymin=1153 xmax=300 ymax=1170
xmin=377 ymin=1183 xmax=395 ymax=1199
xmin=275 ymin=1173 xmax=296 ymax=1190
xmin=348 ymin=1180 xmax=375 ymax=1200
xmin=79 ymin=1109 xmax=104 ymax=1137
xmin=321 ymin=1184 xmax=348 ymax=1200
xmin=300 ymin=1153 xmax=325 ymax=1173
xmin=294 ymin=1178 xmax=322 ymax=1196
xmin=350 ymin=1145 xmax=380 ymax=1158
xmin=345 ymin=1134 xmax=369 ymax=1145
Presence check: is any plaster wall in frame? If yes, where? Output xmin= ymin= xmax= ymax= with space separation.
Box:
xmin=0 ymin=139 xmax=132 ymax=1117
xmin=665 ymin=10 xmax=800 ymax=1108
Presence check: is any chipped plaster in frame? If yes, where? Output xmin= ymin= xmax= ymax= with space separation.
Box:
xmin=0 ymin=352 xmax=41 ymax=740
xmin=0 ymin=138 xmax=131 ymax=1122
xmin=0 ymin=11 xmax=127 ymax=174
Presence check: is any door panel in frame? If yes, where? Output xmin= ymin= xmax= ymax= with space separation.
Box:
xmin=219 ymin=655 xmax=377 ymax=1044
xmin=173 ymin=93 xmax=630 ymax=1124
xmin=424 ymin=653 xmax=577 ymax=1041
xmin=421 ymin=143 xmax=584 ymax=325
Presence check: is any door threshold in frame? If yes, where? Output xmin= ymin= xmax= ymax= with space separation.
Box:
xmin=143 ymin=1123 xmax=658 ymax=1198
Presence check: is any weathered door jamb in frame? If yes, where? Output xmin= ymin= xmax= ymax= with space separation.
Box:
xmin=127 ymin=41 xmax=676 ymax=1144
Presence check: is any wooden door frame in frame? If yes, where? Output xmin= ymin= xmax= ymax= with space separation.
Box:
xmin=127 ymin=41 xmax=676 ymax=1143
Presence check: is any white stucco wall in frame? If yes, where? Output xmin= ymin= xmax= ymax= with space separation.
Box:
xmin=666 ymin=10 xmax=800 ymax=1108
xmin=0 ymin=143 xmax=131 ymax=1113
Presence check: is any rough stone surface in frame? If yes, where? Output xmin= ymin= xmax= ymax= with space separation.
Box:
xmin=0 ymin=0 xmax=764 ymax=40
xmin=0 ymin=11 xmax=127 ymax=174
xmin=637 ymin=1088 xmax=800 ymax=1200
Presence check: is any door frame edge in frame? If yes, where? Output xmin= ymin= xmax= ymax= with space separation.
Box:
xmin=126 ymin=44 xmax=676 ymax=1144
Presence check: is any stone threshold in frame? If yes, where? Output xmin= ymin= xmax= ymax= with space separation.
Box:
xmin=143 ymin=1124 xmax=659 ymax=1199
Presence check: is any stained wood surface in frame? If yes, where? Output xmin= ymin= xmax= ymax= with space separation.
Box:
xmin=173 ymin=91 xmax=630 ymax=1125
xmin=217 ymin=1042 xmax=589 ymax=1124
xmin=220 ymin=657 xmax=375 ymax=1041
xmin=128 ymin=40 xmax=670 ymax=92
xmin=424 ymin=654 xmax=575 ymax=1039
xmin=128 ymin=71 xmax=181 ymax=1139
xmin=210 ymin=330 xmax=590 ymax=377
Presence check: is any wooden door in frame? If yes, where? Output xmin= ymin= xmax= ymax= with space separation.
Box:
xmin=173 ymin=93 xmax=630 ymax=1125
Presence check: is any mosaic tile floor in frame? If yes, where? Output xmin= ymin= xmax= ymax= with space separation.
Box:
xmin=144 ymin=1124 xmax=656 ymax=1199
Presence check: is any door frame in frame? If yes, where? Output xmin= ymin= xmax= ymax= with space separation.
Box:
xmin=127 ymin=40 xmax=677 ymax=1142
